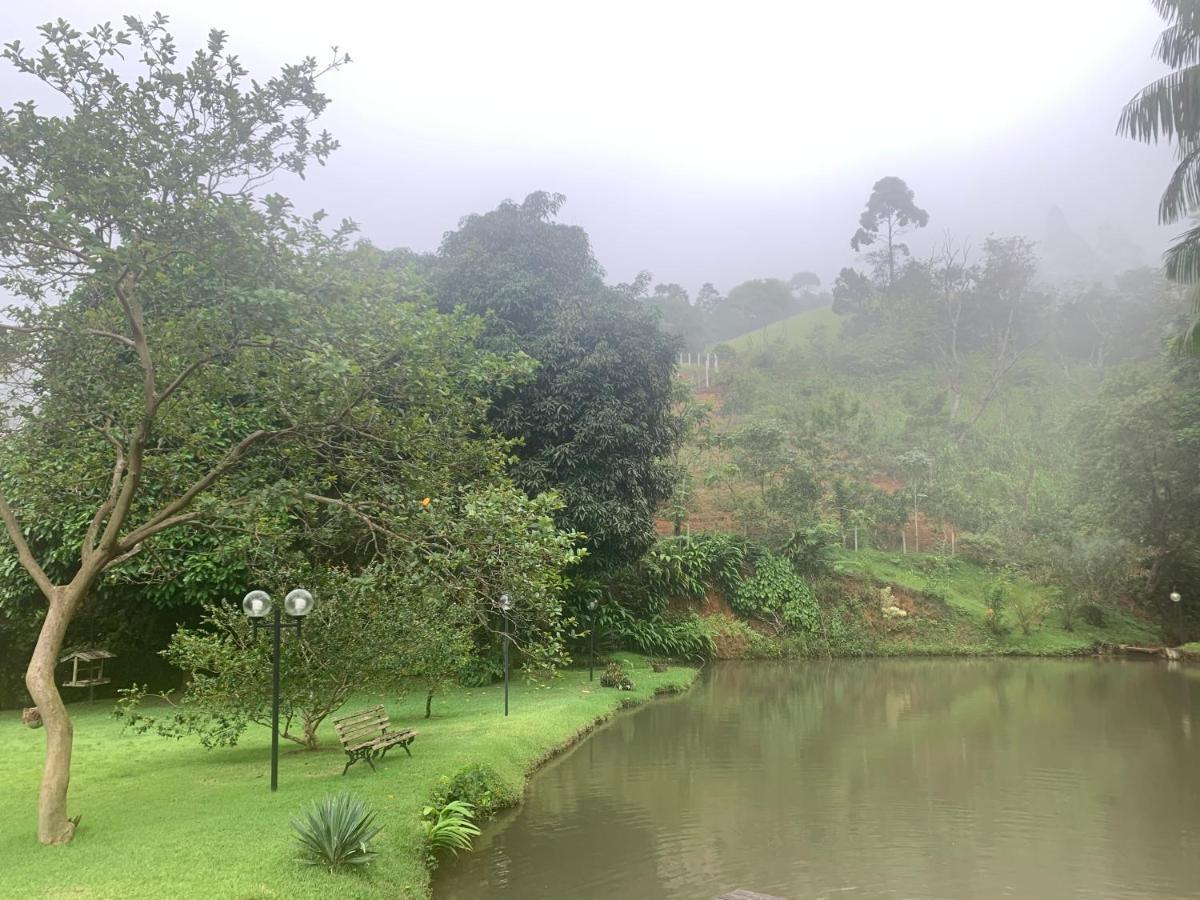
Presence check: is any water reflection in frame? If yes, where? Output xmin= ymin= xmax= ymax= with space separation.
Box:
xmin=435 ymin=659 xmax=1200 ymax=899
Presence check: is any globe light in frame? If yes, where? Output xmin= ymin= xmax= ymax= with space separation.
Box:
xmin=1170 ymin=590 xmax=1182 ymax=604
xmin=285 ymin=588 xmax=314 ymax=617
xmin=587 ymin=598 xmax=598 ymax=612
xmin=242 ymin=590 xmax=272 ymax=619
xmin=499 ymin=593 xmax=513 ymax=613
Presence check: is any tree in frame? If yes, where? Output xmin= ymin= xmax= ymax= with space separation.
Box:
xmin=695 ymin=282 xmax=723 ymax=313
xmin=0 ymin=16 xmax=385 ymax=844
xmin=953 ymin=237 xmax=1044 ymax=441
xmin=433 ymin=194 xmax=683 ymax=570
xmin=719 ymin=278 xmax=797 ymax=340
xmin=850 ymin=176 xmax=930 ymax=286
xmin=1072 ymin=355 xmax=1200 ymax=631
xmin=118 ymin=487 xmax=581 ymax=742
xmin=649 ymin=282 xmax=705 ymax=351
xmin=1118 ymin=0 xmax=1200 ymax=354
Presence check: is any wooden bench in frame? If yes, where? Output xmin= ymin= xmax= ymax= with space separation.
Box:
xmin=332 ymin=705 xmax=417 ymax=775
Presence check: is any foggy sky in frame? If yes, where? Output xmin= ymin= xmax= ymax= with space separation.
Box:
xmin=0 ymin=0 xmax=1181 ymax=294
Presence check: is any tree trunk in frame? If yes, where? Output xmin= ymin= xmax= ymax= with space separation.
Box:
xmin=25 ymin=589 xmax=80 ymax=845
xmin=425 ymin=690 xmax=434 ymax=719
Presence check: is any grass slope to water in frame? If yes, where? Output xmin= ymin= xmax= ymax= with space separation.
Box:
xmin=835 ymin=549 xmax=1160 ymax=655
xmin=0 ymin=654 xmax=697 ymax=900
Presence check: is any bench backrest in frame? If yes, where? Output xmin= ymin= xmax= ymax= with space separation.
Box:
xmin=333 ymin=705 xmax=390 ymax=748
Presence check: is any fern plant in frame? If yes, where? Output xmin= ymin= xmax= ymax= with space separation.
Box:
xmin=421 ymin=800 xmax=481 ymax=857
xmin=291 ymin=792 xmax=383 ymax=872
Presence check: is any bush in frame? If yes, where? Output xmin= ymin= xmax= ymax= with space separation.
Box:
xmin=430 ymin=763 xmax=516 ymax=820
xmin=1080 ymin=603 xmax=1106 ymax=627
xmin=732 ymin=554 xmax=818 ymax=633
xmin=291 ymin=792 xmax=383 ymax=873
xmin=599 ymin=660 xmax=635 ymax=690
xmin=420 ymin=800 xmax=481 ymax=860
xmin=985 ymin=579 xmax=1009 ymax=637
xmin=1010 ymin=590 xmax=1050 ymax=635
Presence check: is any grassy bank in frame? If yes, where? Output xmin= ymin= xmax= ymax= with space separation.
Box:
xmin=830 ymin=550 xmax=1161 ymax=656
xmin=0 ymin=654 xmax=697 ymax=900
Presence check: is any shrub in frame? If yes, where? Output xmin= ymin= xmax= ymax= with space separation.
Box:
xmin=732 ymin=554 xmax=818 ymax=633
xmin=1080 ymin=603 xmax=1106 ymax=627
xmin=781 ymin=523 xmax=840 ymax=577
xmin=599 ymin=660 xmax=635 ymax=690
xmin=430 ymin=763 xmax=516 ymax=820
xmin=985 ymin=579 xmax=1010 ymax=637
xmin=292 ymin=792 xmax=383 ymax=873
xmin=1010 ymin=590 xmax=1050 ymax=635
xmin=420 ymin=800 xmax=481 ymax=859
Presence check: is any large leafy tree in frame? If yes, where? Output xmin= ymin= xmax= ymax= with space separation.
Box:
xmin=1072 ymin=355 xmax=1200 ymax=635
xmin=433 ymin=193 xmax=683 ymax=570
xmin=0 ymin=16 xmax=437 ymax=844
xmin=1119 ymin=0 xmax=1200 ymax=353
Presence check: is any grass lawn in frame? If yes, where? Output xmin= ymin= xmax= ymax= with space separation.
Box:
xmin=0 ymin=654 xmax=697 ymax=899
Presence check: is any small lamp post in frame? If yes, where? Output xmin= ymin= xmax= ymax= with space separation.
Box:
xmin=498 ymin=593 xmax=513 ymax=717
xmin=587 ymin=598 xmax=599 ymax=682
xmin=243 ymin=587 xmax=314 ymax=792
xmin=1171 ymin=588 xmax=1183 ymax=641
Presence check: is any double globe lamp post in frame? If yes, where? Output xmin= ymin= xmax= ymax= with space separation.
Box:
xmin=242 ymin=587 xmax=314 ymax=792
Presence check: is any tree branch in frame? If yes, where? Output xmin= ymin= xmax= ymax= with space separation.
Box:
xmin=0 ymin=490 xmax=56 ymax=598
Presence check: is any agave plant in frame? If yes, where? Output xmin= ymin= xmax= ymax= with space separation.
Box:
xmin=420 ymin=800 xmax=481 ymax=856
xmin=291 ymin=792 xmax=383 ymax=872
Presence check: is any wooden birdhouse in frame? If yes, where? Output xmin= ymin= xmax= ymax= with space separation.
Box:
xmin=60 ymin=649 xmax=115 ymax=700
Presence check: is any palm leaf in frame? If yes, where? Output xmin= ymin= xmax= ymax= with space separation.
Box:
xmin=1158 ymin=140 xmax=1200 ymax=222
xmin=1117 ymin=64 xmax=1200 ymax=144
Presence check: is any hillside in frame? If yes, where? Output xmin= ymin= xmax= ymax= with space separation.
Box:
xmin=663 ymin=297 xmax=1178 ymax=651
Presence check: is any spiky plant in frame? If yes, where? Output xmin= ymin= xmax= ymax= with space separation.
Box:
xmin=291 ymin=792 xmax=383 ymax=873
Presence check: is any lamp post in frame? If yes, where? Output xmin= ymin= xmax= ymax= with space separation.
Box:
xmin=498 ymin=593 xmax=513 ymax=717
xmin=1171 ymin=588 xmax=1183 ymax=642
xmin=242 ymin=587 xmax=314 ymax=792
xmin=587 ymin=598 xmax=598 ymax=682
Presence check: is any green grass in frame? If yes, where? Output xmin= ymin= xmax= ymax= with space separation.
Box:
xmin=725 ymin=306 xmax=840 ymax=351
xmin=0 ymin=654 xmax=697 ymax=899
xmin=833 ymin=549 xmax=1160 ymax=655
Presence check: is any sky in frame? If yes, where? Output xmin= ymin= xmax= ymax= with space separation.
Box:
xmin=0 ymin=0 xmax=1181 ymax=293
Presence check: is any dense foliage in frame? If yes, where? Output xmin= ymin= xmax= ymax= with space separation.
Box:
xmin=431 ymin=192 xmax=683 ymax=571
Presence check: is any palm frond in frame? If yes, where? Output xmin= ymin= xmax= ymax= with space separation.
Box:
xmin=1163 ymin=221 xmax=1200 ymax=283
xmin=1153 ymin=0 xmax=1200 ymax=30
xmin=1171 ymin=282 xmax=1200 ymax=356
xmin=1118 ymin=65 xmax=1200 ymax=144
xmin=1158 ymin=141 xmax=1200 ymax=222
xmin=1156 ymin=21 xmax=1200 ymax=68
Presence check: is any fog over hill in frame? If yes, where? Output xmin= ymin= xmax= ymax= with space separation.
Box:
xmin=0 ymin=0 xmax=1179 ymax=294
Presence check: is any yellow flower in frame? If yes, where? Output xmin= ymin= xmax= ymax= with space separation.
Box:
xmin=420 ymin=497 xmax=431 ymax=508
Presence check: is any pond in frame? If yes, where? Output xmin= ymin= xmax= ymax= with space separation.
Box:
xmin=434 ymin=659 xmax=1200 ymax=899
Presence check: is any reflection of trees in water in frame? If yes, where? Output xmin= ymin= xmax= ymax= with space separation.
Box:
xmin=441 ymin=660 xmax=1200 ymax=899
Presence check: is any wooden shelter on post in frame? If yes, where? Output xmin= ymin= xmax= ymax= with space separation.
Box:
xmin=60 ymin=649 xmax=115 ymax=702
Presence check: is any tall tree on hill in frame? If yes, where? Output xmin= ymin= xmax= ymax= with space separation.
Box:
xmin=850 ymin=176 xmax=930 ymax=287
xmin=433 ymin=194 xmax=683 ymax=569
xmin=1119 ymin=0 xmax=1200 ymax=354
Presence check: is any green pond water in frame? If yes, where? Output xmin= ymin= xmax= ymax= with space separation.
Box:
xmin=434 ymin=659 xmax=1200 ymax=899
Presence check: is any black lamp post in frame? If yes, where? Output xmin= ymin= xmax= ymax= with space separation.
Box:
xmin=242 ymin=588 xmax=314 ymax=792
xmin=587 ymin=598 xmax=598 ymax=682
xmin=1171 ymin=588 xmax=1183 ymax=642
xmin=498 ymin=593 xmax=513 ymax=716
